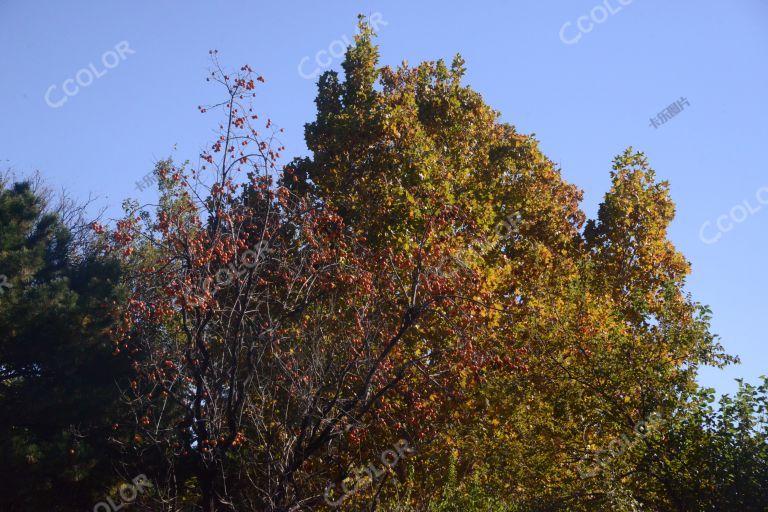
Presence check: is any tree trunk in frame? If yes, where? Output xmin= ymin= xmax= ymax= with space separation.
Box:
xmin=200 ymin=467 xmax=218 ymax=512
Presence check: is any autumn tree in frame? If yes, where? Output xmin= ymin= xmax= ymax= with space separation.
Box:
xmin=291 ymin=19 xmax=732 ymax=511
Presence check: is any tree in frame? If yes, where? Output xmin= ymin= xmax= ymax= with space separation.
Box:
xmin=0 ymin=179 xmax=130 ymax=510
xmin=287 ymin=19 xmax=732 ymax=512
xmin=630 ymin=378 xmax=768 ymax=511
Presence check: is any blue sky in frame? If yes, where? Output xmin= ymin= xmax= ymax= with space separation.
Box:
xmin=1 ymin=0 xmax=766 ymax=396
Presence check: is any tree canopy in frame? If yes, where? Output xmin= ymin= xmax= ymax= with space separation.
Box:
xmin=0 ymin=16 xmax=762 ymax=512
